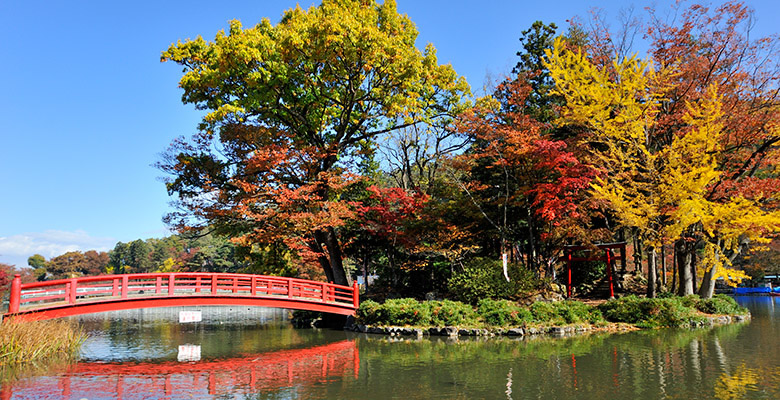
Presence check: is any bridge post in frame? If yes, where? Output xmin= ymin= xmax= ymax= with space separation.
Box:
xmin=69 ymin=278 xmax=78 ymax=304
xmin=8 ymin=274 xmax=21 ymax=313
xmin=251 ymin=276 xmax=257 ymax=296
xmin=168 ymin=273 xmax=175 ymax=296
xmin=121 ymin=275 xmax=129 ymax=299
xmin=353 ymin=282 xmax=359 ymax=309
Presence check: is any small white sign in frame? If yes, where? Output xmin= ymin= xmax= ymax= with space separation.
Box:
xmin=179 ymin=310 xmax=202 ymax=323
xmin=177 ymin=344 xmax=201 ymax=362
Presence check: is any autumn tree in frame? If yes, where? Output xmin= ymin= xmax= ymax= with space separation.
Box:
xmin=546 ymin=4 xmax=780 ymax=297
xmin=46 ymin=250 xmax=111 ymax=279
xmin=0 ymin=263 xmax=10 ymax=292
xmin=443 ymin=21 xmax=600 ymax=286
xmin=455 ymin=77 xmax=598 ymax=278
xmin=159 ymin=0 xmax=469 ymax=285
xmin=644 ymin=1 xmax=780 ymax=297
xmin=347 ymin=185 xmax=430 ymax=290
xmin=379 ymin=123 xmax=469 ymax=195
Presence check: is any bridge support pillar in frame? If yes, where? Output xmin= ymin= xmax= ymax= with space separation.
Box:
xmin=8 ymin=275 xmax=21 ymax=314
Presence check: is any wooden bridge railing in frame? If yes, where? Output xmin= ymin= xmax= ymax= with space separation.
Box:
xmin=6 ymin=273 xmax=358 ymax=315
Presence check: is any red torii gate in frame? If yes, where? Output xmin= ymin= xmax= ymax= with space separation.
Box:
xmin=563 ymin=242 xmax=626 ymax=299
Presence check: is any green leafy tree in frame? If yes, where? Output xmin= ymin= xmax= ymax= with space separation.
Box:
xmin=159 ymin=0 xmax=469 ymax=285
xmin=27 ymin=254 xmax=48 ymax=281
xmin=510 ymin=21 xmax=559 ymax=123
xmin=108 ymin=242 xmax=131 ymax=274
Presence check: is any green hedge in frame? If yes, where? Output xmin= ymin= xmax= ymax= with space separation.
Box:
xmin=357 ymin=295 xmax=745 ymax=329
xmin=530 ymin=301 xmax=603 ymax=325
xmin=427 ymin=300 xmax=479 ymax=326
xmin=691 ymin=294 xmax=747 ymax=315
xmin=358 ymin=298 xmax=477 ymax=326
xmin=598 ymin=295 xmax=704 ymax=328
xmin=477 ymin=299 xmax=533 ymax=326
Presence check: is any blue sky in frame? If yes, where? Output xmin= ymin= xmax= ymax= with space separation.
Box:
xmin=1 ymin=0 xmax=778 ymax=268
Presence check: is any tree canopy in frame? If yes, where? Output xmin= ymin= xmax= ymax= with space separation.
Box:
xmin=159 ymin=0 xmax=469 ymax=285
xmin=149 ymin=0 xmax=780 ymax=300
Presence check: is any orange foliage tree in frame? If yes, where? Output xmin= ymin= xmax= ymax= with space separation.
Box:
xmin=454 ymin=78 xmax=599 ymax=277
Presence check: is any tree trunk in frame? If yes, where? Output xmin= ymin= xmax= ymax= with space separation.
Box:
xmin=698 ymin=241 xmax=721 ymax=299
xmin=618 ymin=229 xmax=627 ymax=273
xmin=698 ymin=263 xmax=718 ymax=299
xmin=526 ymin=208 xmax=537 ymax=273
xmin=675 ymin=239 xmax=694 ymax=296
xmin=633 ymin=233 xmax=643 ymax=275
xmin=312 ymin=227 xmax=349 ymax=286
xmin=661 ymin=245 xmax=667 ymax=288
xmin=671 ymin=245 xmax=678 ymax=294
xmin=311 ymin=235 xmax=335 ymax=283
xmin=363 ymin=246 xmax=370 ymax=288
xmin=691 ymin=249 xmax=698 ymax=294
xmin=647 ymin=247 xmax=657 ymax=298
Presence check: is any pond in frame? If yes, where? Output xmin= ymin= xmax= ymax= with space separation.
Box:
xmin=1 ymin=297 xmax=778 ymax=399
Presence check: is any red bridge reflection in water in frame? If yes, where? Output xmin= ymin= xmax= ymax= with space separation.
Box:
xmin=2 ymin=340 xmax=359 ymax=399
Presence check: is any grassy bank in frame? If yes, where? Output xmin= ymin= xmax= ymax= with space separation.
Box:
xmin=356 ymin=294 xmax=749 ymax=332
xmin=0 ymin=317 xmax=86 ymax=367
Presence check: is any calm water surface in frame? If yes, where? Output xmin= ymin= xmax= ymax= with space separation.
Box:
xmin=2 ymin=297 xmax=779 ymax=399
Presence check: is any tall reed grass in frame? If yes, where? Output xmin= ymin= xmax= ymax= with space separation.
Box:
xmin=0 ymin=317 xmax=86 ymax=367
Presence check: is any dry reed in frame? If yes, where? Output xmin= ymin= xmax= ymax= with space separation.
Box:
xmin=0 ymin=317 xmax=86 ymax=367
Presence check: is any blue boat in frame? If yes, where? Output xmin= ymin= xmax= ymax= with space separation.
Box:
xmin=734 ymin=287 xmax=772 ymax=295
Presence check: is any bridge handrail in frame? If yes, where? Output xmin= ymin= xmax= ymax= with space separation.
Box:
xmin=7 ymin=273 xmax=358 ymax=315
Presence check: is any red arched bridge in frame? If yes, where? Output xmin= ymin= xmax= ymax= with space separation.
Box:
xmin=4 ymin=273 xmax=358 ymax=320
xmin=1 ymin=340 xmax=359 ymax=399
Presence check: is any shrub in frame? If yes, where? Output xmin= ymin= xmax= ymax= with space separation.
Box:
xmin=356 ymin=299 xmax=384 ymax=325
xmin=598 ymin=296 xmax=701 ymax=328
xmin=448 ymin=258 xmax=538 ymax=304
xmin=679 ymin=295 xmax=701 ymax=309
xmin=477 ymin=299 xmax=532 ymax=326
xmin=555 ymin=301 xmax=604 ymax=324
xmin=528 ymin=301 xmax=603 ymax=325
xmin=696 ymin=294 xmax=747 ymax=315
xmin=358 ymin=298 xmax=477 ymax=327
xmin=381 ymin=298 xmax=429 ymax=326
xmin=427 ymin=300 xmax=478 ymax=326
xmin=598 ymin=295 xmax=644 ymax=324
xmin=530 ymin=301 xmax=562 ymax=324
xmin=641 ymin=298 xmax=699 ymax=328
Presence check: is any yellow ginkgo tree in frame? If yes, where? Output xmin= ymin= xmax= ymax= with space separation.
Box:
xmin=545 ymin=38 xmax=780 ymax=298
